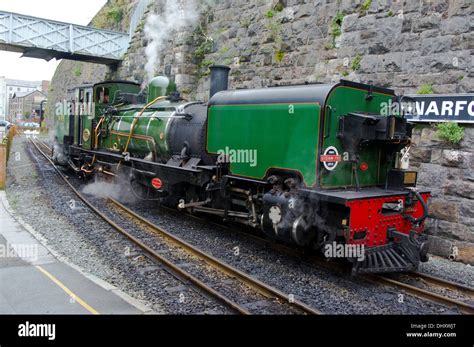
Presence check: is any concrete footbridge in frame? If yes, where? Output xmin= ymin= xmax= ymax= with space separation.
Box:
xmin=0 ymin=10 xmax=130 ymax=65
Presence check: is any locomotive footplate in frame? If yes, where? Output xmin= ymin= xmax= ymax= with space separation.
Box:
xmin=301 ymin=187 xmax=430 ymax=274
xmin=68 ymin=146 xmax=213 ymax=189
xmin=300 ymin=187 xmax=430 ymax=205
xmin=351 ymin=229 xmax=429 ymax=275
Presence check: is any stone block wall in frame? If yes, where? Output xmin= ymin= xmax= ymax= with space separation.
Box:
xmin=410 ymin=124 xmax=474 ymax=263
xmin=114 ymin=0 xmax=473 ymax=103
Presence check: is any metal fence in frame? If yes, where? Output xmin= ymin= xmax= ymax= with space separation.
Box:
xmin=129 ymin=0 xmax=154 ymax=39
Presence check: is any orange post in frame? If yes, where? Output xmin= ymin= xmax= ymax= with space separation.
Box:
xmin=0 ymin=142 xmax=6 ymax=190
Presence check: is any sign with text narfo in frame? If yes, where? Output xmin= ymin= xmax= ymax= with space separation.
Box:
xmin=406 ymin=94 xmax=474 ymax=123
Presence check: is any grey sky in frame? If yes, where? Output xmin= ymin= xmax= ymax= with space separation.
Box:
xmin=0 ymin=0 xmax=106 ymax=81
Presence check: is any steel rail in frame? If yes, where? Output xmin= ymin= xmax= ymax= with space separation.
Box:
xmin=371 ymin=275 xmax=474 ymax=315
xmin=108 ymin=197 xmax=322 ymax=315
xmin=407 ymin=271 xmax=474 ymax=298
xmin=124 ymin=179 xmax=474 ymax=315
xmin=29 ymin=138 xmax=250 ymax=315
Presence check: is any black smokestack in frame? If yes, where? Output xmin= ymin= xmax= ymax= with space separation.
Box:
xmin=209 ymin=65 xmax=230 ymax=99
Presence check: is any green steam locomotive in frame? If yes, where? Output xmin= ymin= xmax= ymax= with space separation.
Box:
xmin=52 ymin=66 xmax=430 ymax=274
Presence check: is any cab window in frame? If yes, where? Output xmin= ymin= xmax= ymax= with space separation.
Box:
xmin=96 ymin=87 xmax=110 ymax=104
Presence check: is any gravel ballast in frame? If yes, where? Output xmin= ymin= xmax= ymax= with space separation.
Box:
xmin=6 ymin=136 xmax=473 ymax=314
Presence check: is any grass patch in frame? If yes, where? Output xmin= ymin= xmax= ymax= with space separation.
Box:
xmin=266 ymin=10 xmax=274 ymax=18
xmin=275 ymin=50 xmax=285 ymax=62
xmin=359 ymin=0 xmax=372 ymax=15
xmin=417 ymin=84 xmax=434 ymax=94
xmin=274 ymin=2 xmax=284 ymax=12
xmin=331 ymin=11 xmax=344 ymax=44
xmin=436 ymin=123 xmax=464 ymax=144
xmin=74 ymin=66 xmax=82 ymax=77
xmin=351 ymin=54 xmax=362 ymax=71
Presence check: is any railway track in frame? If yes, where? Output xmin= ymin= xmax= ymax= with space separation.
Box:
xmin=152 ymin=200 xmax=474 ymax=314
xmin=107 ymin=197 xmax=321 ymax=315
xmin=372 ymin=272 xmax=474 ymax=315
xmin=150 ymin=187 xmax=474 ymax=314
xmin=29 ymin=138 xmax=321 ymax=315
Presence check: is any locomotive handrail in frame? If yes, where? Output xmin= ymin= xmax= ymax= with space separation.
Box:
xmin=324 ymin=105 xmax=332 ymax=138
xmin=115 ymin=95 xmax=168 ymax=172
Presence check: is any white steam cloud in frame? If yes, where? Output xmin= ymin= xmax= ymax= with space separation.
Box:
xmin=82 ymin=177 xmax=138 ymax=204
xmin=144 ymin=0 xmax=200 ymax=82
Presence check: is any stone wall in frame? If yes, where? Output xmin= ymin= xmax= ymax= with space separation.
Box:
xmin=48 ymin=0 xmax=474 ymax=262
xmin=410 ymin=124 xmax=474 ymax=264
xmin=114 ymin=0 xmax=473 ymax=100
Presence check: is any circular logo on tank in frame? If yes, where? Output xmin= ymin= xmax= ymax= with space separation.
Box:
xmin=151 ymin=178 xmax=162 ymax=190
xmin=360 ymin=162 xmax=369 ymax=171
xmin=320 ymin=146 xmax=341 ymax=171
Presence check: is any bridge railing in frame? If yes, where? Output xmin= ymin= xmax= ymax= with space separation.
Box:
xmin=0 ymin=11 xmax=129 ymax=63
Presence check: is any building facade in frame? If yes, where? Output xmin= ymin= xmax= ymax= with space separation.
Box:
xmin=0 ymin=77 xmax=49 ymax=121
xmin=8 ymin=90 xmax=47 ymax=124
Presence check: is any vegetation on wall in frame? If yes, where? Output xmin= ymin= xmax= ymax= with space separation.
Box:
xmin=274 ymin=2 xmax=285 ymax=12
xmin=330 ymin=11 xmax=344 ymax=47
xmin=351 ymin=54 xmax=362 ymax=71
xmin=436 ymin=123 xmax=465 ymax=145
xmin=264 ymin=6 xmax=285 ymax=64
xmin=417 ymin=84 xmax=434 ymax=94
xmin=74 ymin=66 xmax=82 ymax=77
xmin=193 ymin=11 xmax=215 ymax=78
xmin=91 ymin=0 xmax=129 ymax=31
xmin=358 ymin=0 xmax=372 ymax=16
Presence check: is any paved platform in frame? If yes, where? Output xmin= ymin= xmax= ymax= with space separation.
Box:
xmin=0 ymin=191 xmax=149 ymax=314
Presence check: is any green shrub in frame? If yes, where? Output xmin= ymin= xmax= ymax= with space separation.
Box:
xmin=107 ymin=7 xmax=123 ymax=24
xmin=351 ymin=54 xmax=362 ymax=71
xmin=74 ymin=66 xmax=82 ymax=77
xmin=275 ymin=50 xmax=285 ymax=62
xmin=200 ymin=59 xmax=215 ymax=68
xmin=266 ymin=10 xmax=274 ymax=18
xmin=331 ymin=11 xmax=344 ymax=42
xmin=274 ymin=2 xmax=284 ymax=12
xmin=417 ymin=84 xmax=434 ymax=94
xmin=359 ymin=0 xmax=372 ymax=15
xmin=436 ymin=122 xmax=464 ymax=144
